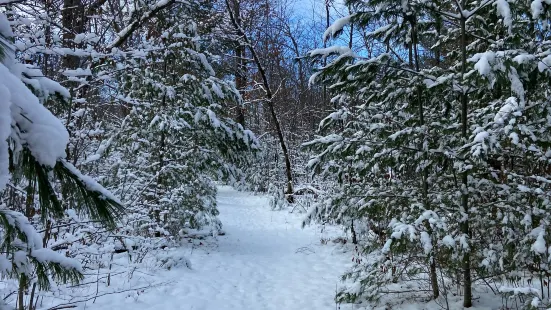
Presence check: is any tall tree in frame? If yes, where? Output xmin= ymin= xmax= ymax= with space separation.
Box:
xmin=306 ymin=0 xmax=551 ymax=308
xmin=0 ymin=12 xmax=122 ymax=309
xmin=225 ymin=0 xmax=295 ymax=201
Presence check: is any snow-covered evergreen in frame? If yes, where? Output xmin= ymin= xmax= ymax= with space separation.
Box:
xmin=2 ymin=0 xmax=551 ymax=308
xmin=306 ymin=0 xmax=551 ymax=308
xmin=0 ymin=11 xmax=123 ymax=307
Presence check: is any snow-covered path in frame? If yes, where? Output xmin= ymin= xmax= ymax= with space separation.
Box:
xmin=89 ymin=186 xmax=350 ymax=310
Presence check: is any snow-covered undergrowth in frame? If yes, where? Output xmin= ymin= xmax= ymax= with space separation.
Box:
xmin=30 ymin=186 xmax=351 ymax=310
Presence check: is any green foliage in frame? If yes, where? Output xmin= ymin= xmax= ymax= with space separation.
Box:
xmin=306 ymin=0 xmax=551 ymax=306
xmin=0 ymin=18 xmax=123 ymax=295
xmin=100 ymin=5 xmax=257 ymax=238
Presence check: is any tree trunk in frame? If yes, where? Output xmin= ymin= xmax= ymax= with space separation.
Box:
xmin=233 ymin=0 xmax=246 ymax=126
xmin=411 ymin=15 xmax=439 ymax=300
xmin=460 ymin=6 xmax=472 ymax=307
xmin=225 ymin=0 xmax=294 ymax=201
xmin=323 ymin=0 xmax=330 ymax=107
xmin=351 ymin=220 xmax=357 ymax=244
xmin=17 ymin=274 xmax=25 ymax=310
xmin=62 ymin=0 xmax=85 ymax=71
xmin=29 ymin=282 xmax=37 ymax=310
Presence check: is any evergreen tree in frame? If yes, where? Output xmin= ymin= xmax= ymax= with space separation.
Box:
xmin=103 ymin=2 xmax=257 ymax=238
xmin=306 ymin=0 xmax=551 ymax=307
xmin=0 ymin=11 xmax=122 ymax=305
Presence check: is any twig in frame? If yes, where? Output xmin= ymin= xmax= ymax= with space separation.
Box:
xmin=47 ymin=283 xmax=167 ymax=310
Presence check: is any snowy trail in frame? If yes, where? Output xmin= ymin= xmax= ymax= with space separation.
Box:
xmin=87 ymin=186 xmax=350 ymax=310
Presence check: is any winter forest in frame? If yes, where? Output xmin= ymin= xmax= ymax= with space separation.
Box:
xmin=1 ymin=0 xmax=551 ymax=308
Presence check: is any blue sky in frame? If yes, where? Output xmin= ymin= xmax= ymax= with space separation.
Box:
xmin=293 ymin=0 xmax=347 ymax=22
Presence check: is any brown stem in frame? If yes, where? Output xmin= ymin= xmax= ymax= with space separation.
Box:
xmin=107 ymin=0 xmax=176 ymax=49
xmin=232 ymin=0 xmax=246 ymax=126
xmin=410 ymin=14 xmax=439 ymax=299
xmin=18 ymin=274 xmax=26 ymax=310
xmin=225 ymin=0 xmax=294 ymax=200
xmin=460 ymin=2 xmax=472 ymax=306
xmin=29 ymin=282 xmax=37 ymax=310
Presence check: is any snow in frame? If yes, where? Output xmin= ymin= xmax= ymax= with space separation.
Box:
xmin=18 ymin=64 xmax=71 ymax=99
xmin=0 ymin=83 xmax=10 ymax=191
xmin=539 ymin=54 xmax=551 ymax=73
xmin=63 ymin=68 xmax=92 ymax=77
xmin=495 ymin=0 xmax=512 ymax=34
xmin=473 ymin=131 xmax=488 ymax=143
xmin=309 ymin=46 xmax=354 ymax=59
xmin=508 ymin=68 xmax=525 ymax=104
xmin=206 ymin=109 xmax=221 ymax=128
xmin=323 ymin=15 xmax=354 ymax=41
xmin=513 ymin=54 xmax=535 ymax=64
xmin=61 ymin=160 xmax=122 ymax=205
xmin=0 ymin=60 xmax=69 ymax=168
xmin=0 ymin=12 xmax=13 ymax=38
xmin=73 ymin=33 xmax=99 ymax=44
xmin=420 ymin=231 xmax=432 ymax=254
xmin=1 ymin=207 xmax=43 ymax=249
xmin=30 ymin=248 xmax=83 ymax=271
xmin=532 ymin=230 xmax=547 ymax=254
xmin=61 ymin=186 xmax=350 ymax=310
xmin=190 ymin=49 xmax=215 ymax=76
xmin=494 ymin=97 xmax=519 ymax=125
xmin=459 ymin=234 xmax=470 ymax=250
xmin=442 ymin=235 xmax=455 ymax=248
xmin=531 ymin=0 xmax=546 ymax=18
xmin=210 ymin=80 xmax=224 ymax=98
xmin=366 ymin=24 xmax=394 ymax=37
xmin=304 ymin=134 xmax=343 ymax=145
xmin=532 ymin=297 xmax=541 ymax=307
xmin=499 ymin=286 xmax=540 ymax=297
xmin=470 ymin=51 xmax=495 ymax=76
xmin=149 ymin=115 xmax=160 ymax=128
xmin=0 ymin=255 xmax=10 ymax=273
xmin=509 ymin=132 xmax=519 ymax=144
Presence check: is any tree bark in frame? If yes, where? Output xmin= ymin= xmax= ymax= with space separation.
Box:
xmin=323 ymin=0 xmax=330 ymax=107
xmin=225 ymin=0 xmax=294 ymax=201
xmin=460 ymin=5 xmax=472 ymax=307
xmin=410 ymin=15 xmax=439 ymax=299
xmin=233 ymin=0 xmax=246 ymax=126
xmin=17 ymin=274 xmax=26 ymax=310
xmin=351 ymin=220 xmax=357 ymax=244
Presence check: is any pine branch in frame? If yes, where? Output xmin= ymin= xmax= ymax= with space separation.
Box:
xmin=54 ymin=160 xmax=124 ymax=228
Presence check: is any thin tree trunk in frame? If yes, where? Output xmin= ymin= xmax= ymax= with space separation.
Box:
xmin=351 ymin=220 xmax=357 ymax=244
xmin=323 ymin=0 xmax=330 ymax=107
xmin=154 ymin=58 xmax=169 ymax=238
xmin=348 ymin=7 xmax=353 ymax=50
xmin=18 ymin=274 xmax=25 ymax=310
xmin=225 ymin=0 xmax=294 ymax=201
xmin=411 ymin=16 xmax=439 ymax=299
xmin=460 ymin=4 xmax=472 ymax=307
xmin=233 ymin=0 xmax=246 ymax=126
xmin=29 ymin=282 xmax=37 ymax=310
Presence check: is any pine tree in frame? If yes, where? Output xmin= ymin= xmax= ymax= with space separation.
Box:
xmin=306 ymin=0 xmax=551 ymax=307
xmin=102 ymin=3 xmax=257 ymax=238
xmin=0 ymin=11 xmax=122 ymax=307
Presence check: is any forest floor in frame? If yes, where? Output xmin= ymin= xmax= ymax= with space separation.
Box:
xmin=60 ymin=186 xmax=352 ymax=310
xmin=37 ymin=186 xmax=508 ymax=310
